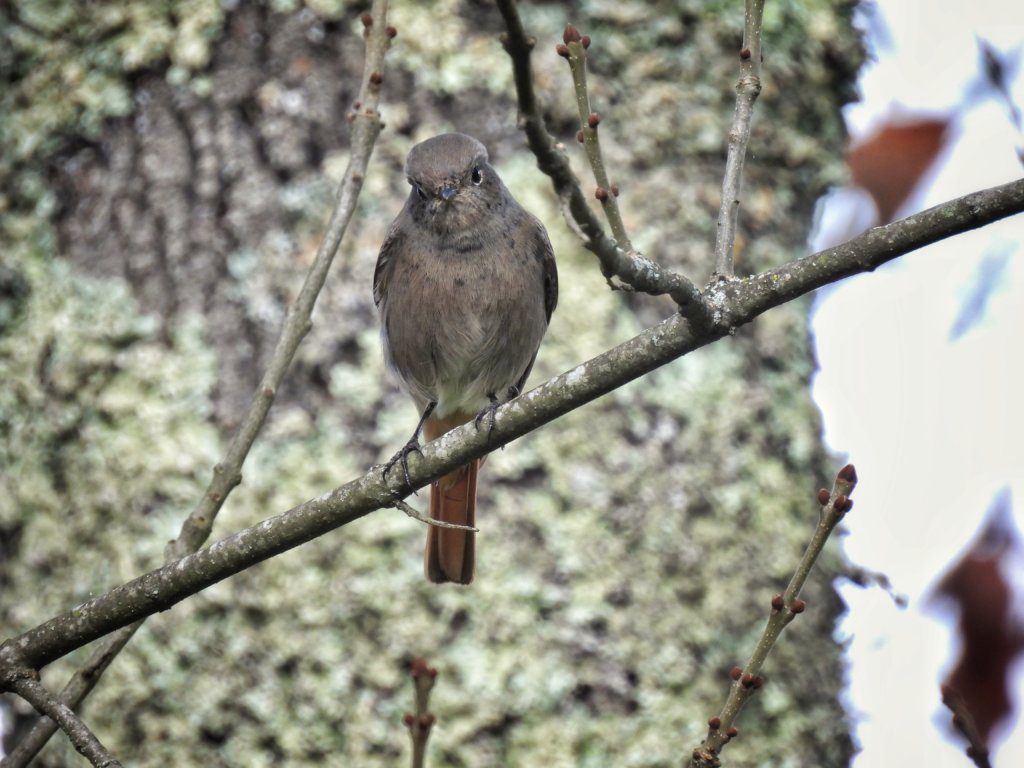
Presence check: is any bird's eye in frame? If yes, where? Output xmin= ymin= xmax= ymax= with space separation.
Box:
xmin=408 ymin=177 xmax=427 ymax=200
xmin=471 ymin=167 xmax=483 ymax=186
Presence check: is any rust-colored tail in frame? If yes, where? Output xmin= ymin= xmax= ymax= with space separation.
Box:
xmin=423 ymin=414 xmax=478 ymax=585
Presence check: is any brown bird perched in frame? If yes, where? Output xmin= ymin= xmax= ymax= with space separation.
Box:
xmin=374 ymin=133 xmax=558 ymax=584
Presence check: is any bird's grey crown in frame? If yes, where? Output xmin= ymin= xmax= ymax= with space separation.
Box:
xmin=404 ymin=133 xmax=488 ymax=189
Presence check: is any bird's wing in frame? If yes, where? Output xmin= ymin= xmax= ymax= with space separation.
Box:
xmin=373 ymin=217 xmax=406 ymax=308
xmin=529 ymin=214 xmax=558 ymax=324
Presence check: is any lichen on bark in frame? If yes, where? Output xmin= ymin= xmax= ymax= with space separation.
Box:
xmin=1 ymin=1 xmax=863 ymax=765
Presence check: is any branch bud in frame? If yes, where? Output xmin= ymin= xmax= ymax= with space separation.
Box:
xmin=360 ymin=13 xmax=373 ymax=28
xmin=817 ymin=488 xmax=830 ymax=506
xmin=834 ymin=494 xmax=847 ymax=511
xmin=729 ymin=666 xmax=743 ymax=680
xmin=595 ymin=187 xmax=609 ymax=201
xmin=841 ymin=498 xmax=854 ymax=512
xmin=385 ymin=26 xmax=398 ymax=39
xmin=727 ymin=726 xmax=739 ymax=738
xmin=752 ymin=675 xmax=764 ymax=689
xmin=581 ymin=35 xmax=591 ymax=48
xmin=563 ymin=24 xmax=582 ymax=44
xmin=418 ymin=713 xmax=436 ymax=729
xmin=741 ymin=672 xmax=755 ymax=688
xmin=708 ymin=716 xmax=721 ymax=730
xmin=838 ymin=464 xmax=857 ymax=483
xmin=587 ymin=112 xmax=601 ymax=128
xmin=576 ymin=130 xmax=585 ymax=143
xmin=369 ymin=71 xmax=384 ymax=86
xmin=770 ymin=594 xmax=785 ymax=611
xmin=789 ymin=599 xmax=806 ymax=614
xmin=740 ymin=48 xmax=751 ymax=60
xmin=402 ymin=712 xmax=415 ymax=727
xmin=556 ymin=44 xmax=570 ymax=59
xmin=610 ymin=183 xmax=620 ymax=197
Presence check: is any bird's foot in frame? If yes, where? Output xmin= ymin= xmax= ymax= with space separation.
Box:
xmin=474 ymin=394 xmax=501 ymax=442
xmin=383 ymin=438 xmax=424 ymax=492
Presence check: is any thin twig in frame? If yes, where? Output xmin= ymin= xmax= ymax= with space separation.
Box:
xmin=6 ymin=672 xmax=123 ymax=768
xmin=559 ymin=25 xmax=632 ymax=250
xmin=712 ymin=0 xmax=766 ymax=278
xmin=394 ymin=499 xmax=479 ymax=532
xmin=2 ymin=3 xmax=394 ymax=765
xmin=495 ymin=0 xmax=710 ymax=323
xmin=402 ymin=658 xmax=438 ymax=768
xmin=689 ymin=464 xmax=858 ymax=768
xmin=0 ymin=178 xmax=1022 ymax=676
xmin=941 ymin=685 xmax=993 ymax=768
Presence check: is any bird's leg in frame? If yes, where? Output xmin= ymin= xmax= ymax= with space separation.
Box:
xmin=383 ymin=401 xmax=437 ymax=491
xmin=474 ymin=392 xmax=501 ymax=442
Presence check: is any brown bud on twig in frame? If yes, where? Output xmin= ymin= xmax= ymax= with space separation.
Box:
xmin=708 ymin=716 xmax=721 ymax=730
xmin=555 ymin=43 xmax=570 ymax=59
xmin=841 ymin=498 xmax=854 ymax=512
xmin=817 ymin=488 xmax=831 ymax=505
xmin=587 ymin=112 xmax=601 ymax=128
xmin=752 ymin=675 xmax=764 ymax=689
xmin=740 ymin=48 xmax=751 ymax=60
xmin=418 ymin=713 xmax=436 ymax=728
xmin=838 ymin=464 xmax=857 ymax=483
xmin=410 ymin=657 xmax=430 ymax=677
xmin=563 ymin=24 xmax=582 ymax=44
xmin=581 ymin=35 xmax=591 ymax=48
xmin=369 ymin=71 xmax=384 ymax=85
xmin=595 ymin=187 xmax=609 ymax=201
xmin=790 ymin=599 xmax=807 ymax=614
xmin=360 ymin=13 xmax=373 ymax=28
xmin=610 ymin=183 xmax=620 ymax=197
xmin=771 ymin=594 xmax=785 ymax=611
xmin=385 ymin=26 xmax=397 ymax=38
xmin=729 ymin=666 xmax=743 ymax=680
xmin=741 ymin=673 xmax=755 ymax=688
xmin=727 ymin=726 xmax=739 ymax=738
xmin=402 ymin=713 xmax=415 ymax=727
xmin=834 ymin=494 xmax=847 ymax=510
xmin=576 ymin=130 xmax=585 ymax=143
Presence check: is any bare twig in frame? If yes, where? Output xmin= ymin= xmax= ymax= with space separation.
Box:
xmin=2 ymin=3 xmax=394 ymax=765
xmin=941 ymin=685 xmax=994 ymax=768
xmin=394 ymin=499 xmax=479 ymax=532
xmin=495 ymin=0 xmax=710 ymax=323
xmin=0 ymin=179 xmax=1021 ymax=677
xmin=559 ymin=24 xmax=632 ymax=250
xmin=689 ymin=464 xmax=858 ymax=768
xmin=6 ymin=672 xmax=123 ymax=768
xmin=712 ymin=0 xmax=766 ymax=278
xmin=402 ymin=658 xmax=438 ymax=768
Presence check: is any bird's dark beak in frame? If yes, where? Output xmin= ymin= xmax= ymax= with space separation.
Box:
xmin=439 ymin=184 xmax=457 ymax=202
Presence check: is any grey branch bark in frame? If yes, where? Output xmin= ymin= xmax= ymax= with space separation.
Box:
xmin=713 ymin=0 xmax=766 ymax=277
xmin=5 ymin=673 xmax=122 ymax=768
xmin=2 ymin=2 xmax=392 ymax=765
xmin=1 ymin=176 xmax=1021 ymax=676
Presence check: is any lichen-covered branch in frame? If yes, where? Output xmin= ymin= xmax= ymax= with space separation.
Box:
xmin=1 ymin=2 xmax=393 ymax=765
xmin=495 ymin=0 xmax=709 ymax=323
xmin=689 ymin=464 xmax=858 ymax=767
xmin=558 ymin=24 xmax=632 ymax=251
xmin=5 ymin=672 xmax=123 ymax=768
xmin=0 ymin=177 xmax=1020 ymax=676
xmin=712 ymin=0 xmax=766 ymax=278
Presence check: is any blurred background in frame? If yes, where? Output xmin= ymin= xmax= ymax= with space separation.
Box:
xmin=0 ymin=0 xmax=1018 ymax=766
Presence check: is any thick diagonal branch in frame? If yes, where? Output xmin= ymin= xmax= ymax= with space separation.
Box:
xmin=2 ymin=2 xmax=393 ymax=765
xmin=495 ymin=0 xmax=709 ymax=323
xmin=713 ymin=0 xmax=766 ymax=277
xmin=1 ymin=177 xmax=1020 ymax=676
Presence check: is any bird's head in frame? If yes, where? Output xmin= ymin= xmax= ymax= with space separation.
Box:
xmin=404 ymin=133 xmax=504 ymax=234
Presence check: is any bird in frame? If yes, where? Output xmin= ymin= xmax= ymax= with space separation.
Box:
xmin=373 ymin=133 xmax=558 ymax=584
